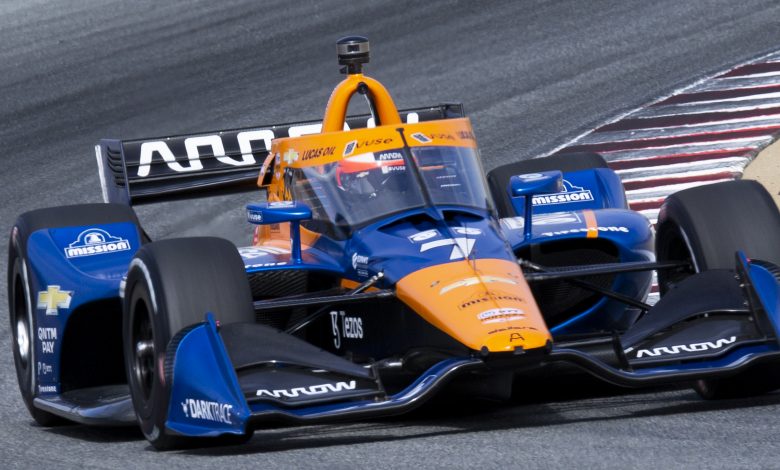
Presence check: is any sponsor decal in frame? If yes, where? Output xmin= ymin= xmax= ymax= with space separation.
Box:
xmin=631 ymin=336 xmax=737 ymax=359
xmin=330 ymin=311 xmax=341 ymax=349
xmin=377 ymin=151 xmax=403 ymax=161
xmin=477 ymin=308 xmax=525 ymax=324
xmin=488 ymin=326 xmax=538 ymax=335
xmin=350 ymin=137 xmax=394 ymax=151
xmin=407 ymin=227 xmax=482 ymax=246
xmin=37 ymin=286 xmax=73 ymax=316
xmin=247 ymin=210 xmax=263 ymax=223
xmin=517 ymin=173 xmax=546 ymax=181
xmin=131 ymin=116 xmax=418 ymax=178
xmin=502 ymin=212 xmax=582 ymax=231
xmin=439 ymin=276 xmax=518 ymax=295
xmin=541 ymin=226 xmax=629 ymax=237
xmin=329 ymin=310 xmax=364 ymax=348
xmin=239 ymin=246 xmax=291 ymax=260
xmin=452 ymin=227 xmax=481 ymax=236
xmin=283 ymin=148 xmax=299 ymax=164
xmin=381 ymin=164 xmax=405 ymax=175
xmin=64 ymin=228 xmax=131 ymax=258
xmin=38 ymin=327 xmax=57 ymax=354
xmin=458 ymin=291 xmax=525 ymax=310
xmin=256 ymin=381 xmax=357 ymax=399
xmin=351 ymin=253 xmax=369 ymax=277
xmin=532 ymin=179 xmax=593 ymax=206
xmin=275 ymin=152 xmax=281 ymax=165
xmin=343 ymin=140 xmax=357 ymax=156
xmin=420 ymin=237 xmax=475 ymax=260
xmin=410 ymin=132 xmax=431 ymax=143
xmin=245 ymin=262 xmax=288 ymax=269
xmin=268 ymin=201 xmax=295 ymax=207
xmin=301 ymin=146 xmax=336 ymax=161
xmin=408 ymin=229 xmax=439 ymax=243
xmin=181 ymin=398 xmax=233 ymax=424
xmin=351 ymin=253 xmax=369 ymax=268
xmin=501 ymin=217 xmax=525 ymax=230
xmin=136 ymin=130 xmax=273 ymax=177
xmin=38 ymin=385 xmax=57 ymax=393
xmin=458 ymin=130 xmax=476 ymax=140
xmin=429 ymin=133 xmax=455 ymax=141
xmin=37 ymin=362 xmax=53 ymax=375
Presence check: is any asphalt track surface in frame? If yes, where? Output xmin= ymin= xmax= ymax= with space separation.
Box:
xmin=3 ymin=1 xmax=780 ymax=468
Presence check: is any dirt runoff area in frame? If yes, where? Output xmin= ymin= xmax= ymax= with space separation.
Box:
xmin=745 ymin=139 xmax=780 ymax=206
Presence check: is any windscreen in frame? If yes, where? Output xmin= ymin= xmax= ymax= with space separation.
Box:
xmin=289 ymin=145 xmax=490 ymax=233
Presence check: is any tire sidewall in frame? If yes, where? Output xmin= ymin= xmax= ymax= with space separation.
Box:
xmin=8 ymin=225 xmax=65 ymax=425
xmin=121 ymin=238 xmax=254 ymax=449
xmin=123 ymin=258 xmax=172 ymax=445
xmin=8 ymin=247 xmax=36 ymax=412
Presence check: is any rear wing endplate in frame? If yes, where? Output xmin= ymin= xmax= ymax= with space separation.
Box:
xmin=96 ymin=104 xmax=464 ymax=205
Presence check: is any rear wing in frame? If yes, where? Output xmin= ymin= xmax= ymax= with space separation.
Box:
xmin=96 ymin=104 xmax=465 ymax=205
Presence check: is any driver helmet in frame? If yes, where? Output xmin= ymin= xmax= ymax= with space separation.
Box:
xmin=336 ymin=150 xmax=407 ymax=197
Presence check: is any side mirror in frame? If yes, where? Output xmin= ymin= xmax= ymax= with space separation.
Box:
xmin=246 ymin=201 xmax=312 ymax=225
xmin=508 ymin=171 xmax=563 ymax=240
xmin=246 ymin=201 xmax=312 ymax=264
xmin=509 ymin=171 xmax=563 ymax=198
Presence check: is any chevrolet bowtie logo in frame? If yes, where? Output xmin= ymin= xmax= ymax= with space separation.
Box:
xmin=37 ymin=286 xmax=73 ymax=316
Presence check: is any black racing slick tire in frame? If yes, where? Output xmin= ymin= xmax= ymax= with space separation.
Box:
xmin=656 ymin=180 xmax=780 ymax=292
xmin=122 ymin=237 xmax=255 ymax=450
xmin=7 ymin=203 xmax=144 ymax=426
xmin=655 ymin=180 xmax=780 ymax=399
xmin=486 ymin=152 xmax=608 ymax=218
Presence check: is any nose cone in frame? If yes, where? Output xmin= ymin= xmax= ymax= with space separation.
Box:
xmin=396 ymin=258 xmax=551 ymax=353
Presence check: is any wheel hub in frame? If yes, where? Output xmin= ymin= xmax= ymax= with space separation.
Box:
xmin=132 ymin=308 xmax=155 ymax=401
xmin=16 ymin=318 xmax=29 ymax=366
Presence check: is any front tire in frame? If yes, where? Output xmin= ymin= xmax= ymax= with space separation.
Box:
xmin=122 ymin=237 xmax=255 ymax=449
xmin=655 ymin=180 xmax=780 ymax=399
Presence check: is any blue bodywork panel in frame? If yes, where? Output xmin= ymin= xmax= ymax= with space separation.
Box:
xmin=25 ymin=222 xmax=141 ymax=396
xmin=166 ymin=315 xmax=250 ymax=437
xmin=509 ymin=168 xmax=628 ymax=217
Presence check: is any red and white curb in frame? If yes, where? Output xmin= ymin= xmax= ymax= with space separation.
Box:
xmin=551 ymin=50 xmax=780 ymax=224
xmin=545 ymin=50 xmax=780 ymax=303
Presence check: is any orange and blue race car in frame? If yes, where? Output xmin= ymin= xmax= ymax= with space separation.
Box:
xmin=9 ymin=37 xmax=780 ymax=449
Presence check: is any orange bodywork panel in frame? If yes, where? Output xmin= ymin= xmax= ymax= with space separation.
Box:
xmin=396 ymin=259 xmax=552 ymax=353
xmin=254 ymin=65 xmax=477 ymax=249
xmin=321 ymin=73 xmax=402 ymax=132
xmin=254 ymin=117 xmax=477 ymax=247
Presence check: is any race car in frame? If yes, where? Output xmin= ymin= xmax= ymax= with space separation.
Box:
xmin=9 ymin=36 xmax=780 ymax=449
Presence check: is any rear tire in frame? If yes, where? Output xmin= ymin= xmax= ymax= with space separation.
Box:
xmin=486 ymin=152 xmax=608 ymax=218
xmin=8 ymin=203 xmax=143 ymax=426
xmin=122 ymin=237 xmax=255 ymax=450
xmin=655 ymin=180 xmax=780 ymax=399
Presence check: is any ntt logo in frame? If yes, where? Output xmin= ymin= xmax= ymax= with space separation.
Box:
xmin=64 ymin=228 xmax=131 ymax=259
